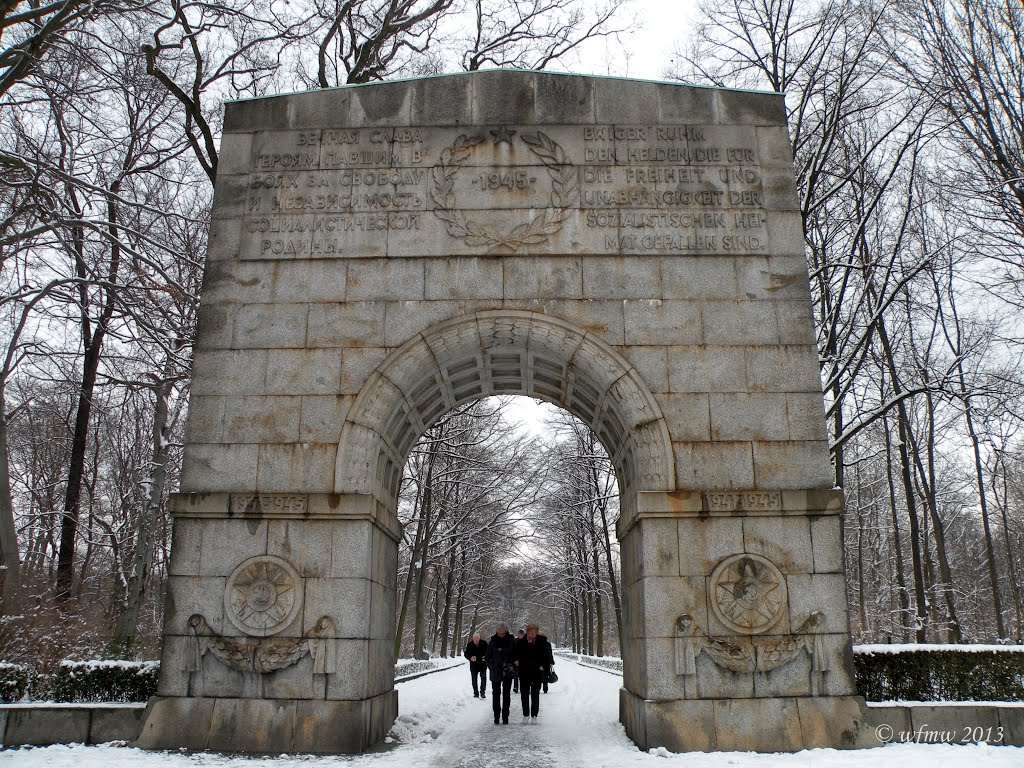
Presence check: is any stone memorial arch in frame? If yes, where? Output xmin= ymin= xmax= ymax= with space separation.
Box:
xmin=137 ymin=71 xmax=867 ymax=754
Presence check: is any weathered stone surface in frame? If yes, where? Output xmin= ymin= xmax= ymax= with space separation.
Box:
xmin=167 ymin=518 xmax=203 ymax=576
xmin=631 ymin=518 xmax=681 ymax=579
xmin=306 ymin=302 xmax=386 ymax=348
xmin=646 ymin=697 xmax=718 ymax=751
xmin=857 ymin=703 xmax=911 ymax=747
xmin=224 ymin=395 xmax=301 ymax=443
xmin=710 ymin=392 xmax=788 ymax=441
xmin=742 ymin=515 xmax=814 ymax=574
xmin=505 ymin=255 xmax=584 ymax=299
xmin=677 ymin=516 xmax=743 ymax=576
xmin=136 ymin=697 xmax=217 ymax=750
xmin=753 ymin=439 xmax=835 ymax=490
xmin=209 ymin=698 xmax=297 ymax=752
xmin=3 ymin=707 xmax=90 ymax=746
xmin=183 ymin=395 xmax=225 ymax=443
xmin=326 ymin=640 xmax=371 ymax=699
xmin=189 ymin=349 xmax=268 ymax=396
xmin=636 ymin=575 xmax=708 ymax=642
xmin=181 ymin=443 xmax=260 ymax=493
xmin=303 ymin=577 xmax=371 ymax=637
xmin=160 ymin=71 xmax=855 ymax=757
xmin=583 ymin=256 xmax=660 ymax=299
xmin=256 ymin=442 xmax=337 ymax=492
xmin=198 ymin=518 xmax=268 ymax=576
xmin=89 ymin=706 xmax=147 ymax=744
xmin=795 ymin=697 xmax=870 ymax=749
xmin=155 ymin=635 xmax=191 ymax=697
xmin=810 ymin=514 xmax=845 ymax=573
xmin=265 ymin=349 xmax=343 ymax=395
xmin=260 ymin=654 xmax=320 ymax=700
xmin=623 ymin=300 xmax=702 ymax=345
xmin=667 ymin=345 xmax=748 ymax=394
xmin=715 ymin=697 xmax=803 ymax=751
xmin=299 ymin=395 xmax=353 ymax=442
xmin=268 ymin=520 xmax=333 ymax=578
xmin=675 ymin=440 xmax=755 ymax=490
xmin=163 ymin=574 xmax=227 ymax=635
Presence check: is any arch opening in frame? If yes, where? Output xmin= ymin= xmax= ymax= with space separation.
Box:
xmin=336 ymin=311 xmax=676 ymax=527
xmin=392 ymin=395 xmax=625 ymax=661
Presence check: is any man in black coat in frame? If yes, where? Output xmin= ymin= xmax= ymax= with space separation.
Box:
xmin=464 ymin=632 xmax=488 ymax=698
xmin=514 ymin=623 xmax=553 ymax=720
xmin=484 ymin=623 xmax=516 ymax=724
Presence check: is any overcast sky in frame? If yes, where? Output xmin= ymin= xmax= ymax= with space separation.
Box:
xmin=576 ymin=0 xmax=699 ymax=81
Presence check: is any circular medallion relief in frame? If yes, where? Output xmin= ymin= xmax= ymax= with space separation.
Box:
xmin=224 ymin=555 xmax=303 ymax=637
xmin=709 ymin=554 xmax=787 ymax=634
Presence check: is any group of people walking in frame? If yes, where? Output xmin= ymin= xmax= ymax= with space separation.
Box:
xmin=463 ymin=623 xmax=555 ymax=725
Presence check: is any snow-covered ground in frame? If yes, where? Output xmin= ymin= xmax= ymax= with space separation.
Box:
xmin=2 ymin=658 xmax=1021 ymax=767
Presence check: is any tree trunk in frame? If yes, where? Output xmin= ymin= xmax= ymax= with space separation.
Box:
xmin=994 ymin=458 xmax=1023 ymax=642
xmin=964 ymin=399 xmax=1006 ymax=639
xmin=882 ymin=413 xmax=911 ymax=640
xmin=451 ymin=550 xmax=467 ymax=657
xmin=112 ymin=349 xmax=178 ymax=655
xmin=56 ymin=183 xmax=122 ymax=601
xmin=0 ymin=385 xmax=19 ymax=604
xmin=438 ymin=547 xmax=456 ymax=657
xmin=877 ymin=320 xmax=929 ymax=642
xmin=906 ymin=387 xmax=961 ymax=642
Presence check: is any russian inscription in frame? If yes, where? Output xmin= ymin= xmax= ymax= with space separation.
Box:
xmin=237 ymin=124 xmax=771 ymax=259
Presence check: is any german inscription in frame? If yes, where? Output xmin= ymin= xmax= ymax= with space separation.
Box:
xmin=241 ymin=124 xmax=770 ymax=259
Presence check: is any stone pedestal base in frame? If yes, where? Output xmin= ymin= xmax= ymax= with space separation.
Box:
xmin=135 ymin=691 xmax=397 ymax=754
xmin=620 ymin=689 xmax=871 ymax=752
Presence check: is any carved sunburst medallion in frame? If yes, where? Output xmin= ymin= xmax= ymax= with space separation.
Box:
xmin=225 ymin=555 xmax=302 ymax=637
xmin=710 ymin=554 xmax=786 ymax=634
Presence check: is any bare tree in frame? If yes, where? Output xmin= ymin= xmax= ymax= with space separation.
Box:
xmin=459 ymin=0 xmax=630 ymax=71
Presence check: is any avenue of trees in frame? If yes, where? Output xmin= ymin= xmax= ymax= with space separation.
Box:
xmin=1 ymin=0 xmax=1024 ymax=665
xmin=393 ymin=399 xmax=622 ymax=657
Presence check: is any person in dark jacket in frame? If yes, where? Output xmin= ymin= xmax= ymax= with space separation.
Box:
xmin=539 ymin=630 xmax=555 ymax=693
xmin=512 ymin=629 xmax=525 ymax=693
xmin=464 ymin=632 xmax=488 ymax=698
xmin=514 ymin=623 xmax=553 ymax=720
xmin=484 ymin=623 xmax=516 ymax=724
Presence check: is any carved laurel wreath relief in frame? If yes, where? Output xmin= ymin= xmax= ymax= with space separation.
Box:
xmin=185 ymin=555 xmax=337 ymax=683
xmin=430 ymin=130 xmax=578 ymax=250
xmin=675 ymin=554 xmax=829 ymax=697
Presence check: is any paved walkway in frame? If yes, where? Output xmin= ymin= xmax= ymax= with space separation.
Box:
xmin=380 ymin=657 xmax=628 ymax=768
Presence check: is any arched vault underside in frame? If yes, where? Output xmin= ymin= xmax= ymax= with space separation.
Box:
xmin=335 ymin=310 xmax=675 ymax=515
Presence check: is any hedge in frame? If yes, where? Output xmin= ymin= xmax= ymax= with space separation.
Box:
xmin=4 ymin=646 xmax=1022 ymax=703
xmin=0 ymin=660 xmax=159 ymax=703
xmin=49 ymin=660 xmax=160 ymax=702
xmin=853 ymin=644 xmax=1024 ymax=702
xmin=0 ymin=662 xmax=36 ymax=702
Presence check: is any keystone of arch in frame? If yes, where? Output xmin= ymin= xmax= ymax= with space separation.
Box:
xmin=334 ymin=310 xmax=676 ymax=505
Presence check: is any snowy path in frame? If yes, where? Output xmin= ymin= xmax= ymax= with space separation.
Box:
xmin=392 ymin=658 xmax=621 ymax=768
xmin=3 ymin=658 xmax=1023 ymax=767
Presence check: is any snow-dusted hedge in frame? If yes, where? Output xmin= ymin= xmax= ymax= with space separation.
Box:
xmin=553 ymin=651 xmax=623 ymax=672
xmin=0 ymin=662 xmax=36 ymax=702
xmin=49 ymin=660 xmax=160 ymax=702
xmin=395 ymin=659 xmax=442 ymax=678
xmin=395 ymin=657 xmax=465 ymax=679
xmin=853 ymin=644 xmax=1024 ymax=702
